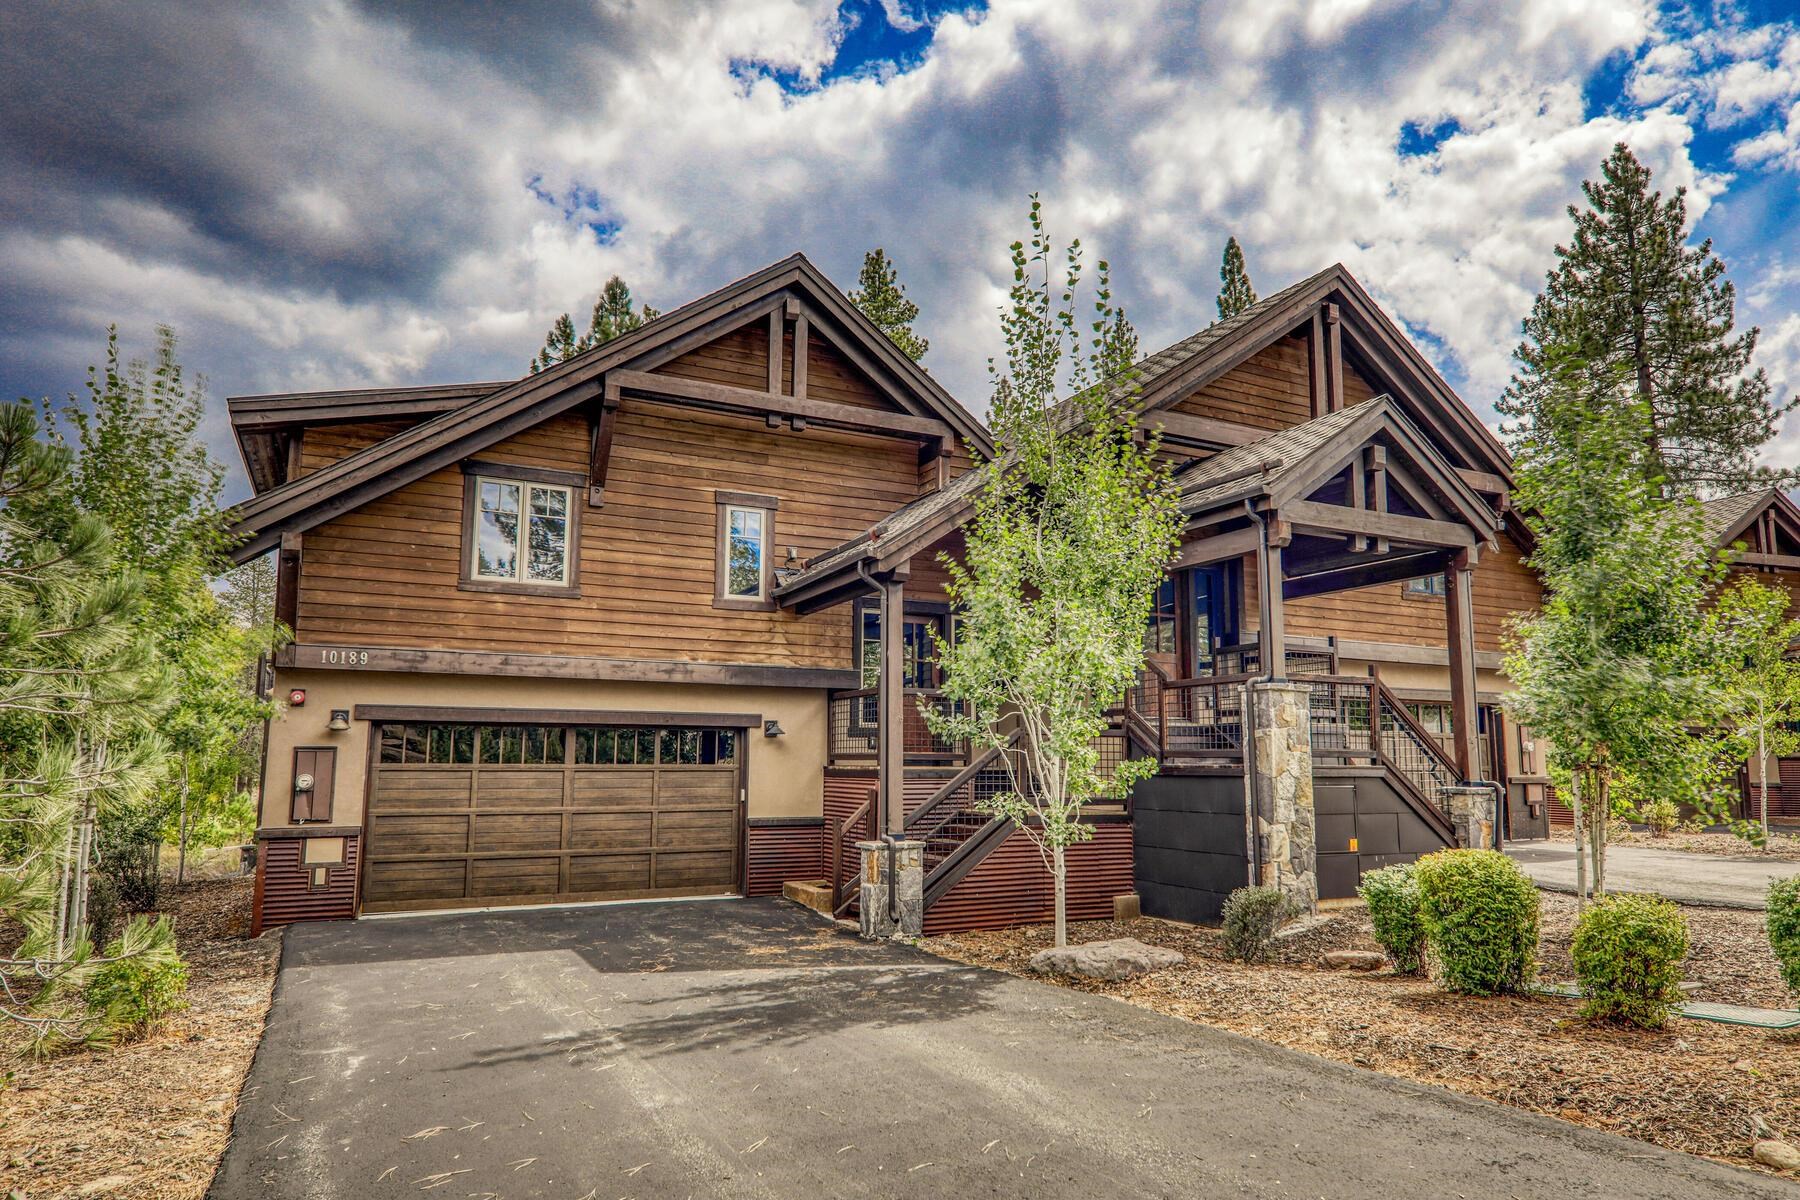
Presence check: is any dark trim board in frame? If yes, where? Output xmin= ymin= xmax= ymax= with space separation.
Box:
xmin=256 ymin=824 xmax=364 ymax=840
xmin=277 ymin=643 xmax=860 ymax=689
xmin=353 ymin=704 xmax=763 ymax=727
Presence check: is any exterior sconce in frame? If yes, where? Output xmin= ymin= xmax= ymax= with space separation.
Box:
xmin=763 ymin=720 xmax=785 ymax=738
xmin=327 ymin=710 xmax=351 ymax=732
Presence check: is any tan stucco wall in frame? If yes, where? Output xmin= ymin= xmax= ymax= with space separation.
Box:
xmin=259 ymin=668 xmax=829 ymax=830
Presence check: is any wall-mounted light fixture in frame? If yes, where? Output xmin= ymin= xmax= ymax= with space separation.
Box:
xmin=327 ymin=709 xmax=351 ymax=732
xmin=763 ymin=719 xmax=785 ymax=738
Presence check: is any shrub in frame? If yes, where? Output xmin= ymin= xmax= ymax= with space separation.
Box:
xmin=1221 ymin=886 xmax=1297 ymax=963
xmin=1357 ymin=863 xmax=1426 ymax=974
xmin=1570 ymin=894 xmax=1689 ymax=1027
xmin=1770 ymin=878 xmax=1800 ymax=1001
xmin=1413 ymin=849 xmax=1539 ymax=995
xmin=85 ymin=873 xmax=122 ymax=951
xmin=83 ymin=916 xmax=188 ymax=1044
xmin=1641 ymin=799 xmax=1679 ymax=838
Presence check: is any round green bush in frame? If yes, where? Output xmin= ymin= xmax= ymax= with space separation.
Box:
xmin=1413 ymin=849 xmax=1539 ymax=995
xmin=1570 ymin=893 xmax=1689 ymax=1028
xmin=1357 ymin=863 xmax=1426 ymax=974
xmin=1641 ymin=798 xmax=1679 ymax=838
xmin=1769 ymin=877 xmax=1800 ymax=1001
xmin=1221 ymin=885 xmax=1297 ymax=963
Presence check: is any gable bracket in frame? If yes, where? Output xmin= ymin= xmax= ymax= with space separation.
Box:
xmin=587 ymin=386 xmax=622 ymax=507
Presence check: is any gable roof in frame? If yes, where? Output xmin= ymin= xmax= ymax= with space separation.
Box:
xmin=226 ymin=253 xmax=991 ymax=562
xmin=1174 ymin=396 xmax=1500 ymax=537
xmin=1702 ymin=487 xmax=1800 ymax=551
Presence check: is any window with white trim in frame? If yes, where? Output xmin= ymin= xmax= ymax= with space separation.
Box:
xmin=472 ymin=476 xmax=572 ymax=586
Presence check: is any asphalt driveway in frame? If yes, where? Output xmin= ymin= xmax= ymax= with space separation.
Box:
xmin=1508 ymin=841 xmax=1800 ymax=909
xmin=210 ymin=898 xmax=1793 ymax=1199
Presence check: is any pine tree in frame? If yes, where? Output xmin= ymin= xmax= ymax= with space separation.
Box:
xmin=849 ymin=249 xmax=929 ymax=361
xmin=530 ymin=276 xmax=659 ymax=374
xmin=1216 ymin=236 xmax=1257 ymax=321
xmin=1501 ymin=143 xmax=1795 ymax=494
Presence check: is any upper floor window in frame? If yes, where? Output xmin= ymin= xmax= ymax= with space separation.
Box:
xmin=1404 ymin=573 xmax=1446 ymax=598
xmin=715 ymin=490 xmax=779 ymax=609
xmin=459 ymin=461 xmax=585 ymax=596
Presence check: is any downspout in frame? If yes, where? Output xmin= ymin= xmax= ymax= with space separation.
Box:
xmin=1240 ymin=501 xmax=1266 ymax=885
xmin=1242 ymin=501 xmax=1278 ymax=683
xmin=854 ymin=557 xmax=901 ymax=925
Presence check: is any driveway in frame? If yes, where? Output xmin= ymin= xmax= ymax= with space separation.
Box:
xmin=211 ymin=899 xmax=1792 ymax=1199
xmin=1508 ymin=841 xmax=1800 ymax=909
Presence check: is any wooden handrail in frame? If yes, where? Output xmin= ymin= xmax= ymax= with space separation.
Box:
xmin=830 ymin=790 xmax=876 ymax=917
xmin=905 ymin=730 xmax=1023 ymax=833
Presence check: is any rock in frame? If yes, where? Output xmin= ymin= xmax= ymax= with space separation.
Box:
xmin=1321 ymin=950 xmax=1388 ymax=971
xmin=1029 ymin=938 xmax=1184 ymax=982
xmin=1753 ymin=1140 xmax=1800 ymax=1173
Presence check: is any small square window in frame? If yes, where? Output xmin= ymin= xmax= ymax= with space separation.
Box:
xmin=1404 ymin=574 xmax=1447 ymax=598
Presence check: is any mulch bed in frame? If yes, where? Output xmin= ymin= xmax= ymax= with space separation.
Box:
xmin=1 ymin=876 xmax=280 ymax=1199
xmin=923 ymin=894 xmax=1800 ymax=1176
xmin=1550 ymin=825 xmax=1800 ymax=862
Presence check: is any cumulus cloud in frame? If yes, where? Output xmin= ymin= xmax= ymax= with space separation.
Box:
xmin=2 ymin=0 xmax=1798 ymax=497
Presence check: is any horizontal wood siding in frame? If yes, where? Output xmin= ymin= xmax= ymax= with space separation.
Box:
xmin=296 ymin=406 xmax=923 ymax=666
xmin=255 ymin=835 xmax=360 ymax=931
xmin=1169 ymin=335 xmax=1311 ymax=432
xmin=1282 ymin=537 xmax=1540 ymax=653
xmin=922 ymin=819 xmax=1134 ymax=935
xmin=1343 ymin=361 xmax=1379 ymax=407
xmin=294 ymin=421 xmax=415 ymax=480
xmin=746 ymin=821 xmax=826 ymax=894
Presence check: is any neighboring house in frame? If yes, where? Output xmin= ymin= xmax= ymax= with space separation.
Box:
xmin=227 ymin=255 xmax=1543 ymax=936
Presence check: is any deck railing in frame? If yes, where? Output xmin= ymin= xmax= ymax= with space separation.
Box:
xmin=827 ymin=688 xmax=969 ymax=763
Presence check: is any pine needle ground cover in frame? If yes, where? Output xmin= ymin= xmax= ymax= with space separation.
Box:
xmin=925 ymin=892 xmax=1799 ymax=1176
xmin=1 ymin=877 xmax=280 ymax=1198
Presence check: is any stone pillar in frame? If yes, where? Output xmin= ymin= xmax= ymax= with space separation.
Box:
xmin=1247 ymin=680 xmax=1317 ymax=913
xmin=1443 ymin=785 xmax=1498 ymax=850
xmin=857 ymin=839 xmax=924 ymax=939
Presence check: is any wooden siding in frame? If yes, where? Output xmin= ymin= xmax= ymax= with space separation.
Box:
xmin=922 ymin=819 xmax=1134 ymax=935
xmin=1275 ymin=537 xmax=1540 ymax=654
xmin=746 ymin=820 xmax=827 ymax=895
xmin=294 ymin=421 xmax=414 ymax=480
xmin=657 ymin=321 xmax=892 ymax=412
xmin=253 ymin=835 xmax=360 ymax=934
xmin=1169 ymin=335 xmax=1312 ymax=432
xmin=295 ymin=406 xmax=926 ymax=667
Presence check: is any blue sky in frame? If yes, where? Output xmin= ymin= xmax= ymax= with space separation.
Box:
xmin=3 ymin=1 xmax=1799 ymax=500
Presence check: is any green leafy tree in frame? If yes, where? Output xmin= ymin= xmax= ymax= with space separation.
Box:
xmin=531 ymin=275 xmax=659 ymax=373
xmin=849 ymin=248 xmax=930 ymax=362
xmin=0 ymin=402 xmax=184 ymax=1052
xmin=1501 ymin=143 xmax=1795 ymax=494
xmin=1216 ymin=236 xmax=1257 ymax=321
xmin=1692 ymin=574 xmax=1800 ymax=846
xmin=926 ymin=197 xmax=1181 ymax=947
xmin=1503 ymin=348 xmax=1724 ymax=903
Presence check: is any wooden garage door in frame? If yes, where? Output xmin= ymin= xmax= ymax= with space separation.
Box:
xmin=362 ymin=722 xmax=742 ymax=913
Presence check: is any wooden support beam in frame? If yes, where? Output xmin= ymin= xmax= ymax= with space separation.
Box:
xmin=1445 ymin=549 xmax=1481 ymax=782
xmin=792 ymin=313 xmax=809 ymax=401
xmin=1257 ymin=527 xmax=1286 ymax=680
xmin=1280 ymin=550 xmax=1448 ymax=601
xmin=283 ymin=429 xmax=305 ymax=486
xmin=1308 ymin=310 xmax=1328 ymax=419
xmin=609 ymin=368 xmax=954 ymax=445
xmin=767 ymin=310 xmax=783 ymax=395
xmin=1346 ymin=449 xmax=1367 ymax=552
xmin=879 ymin=568 xmax=908 ymax=835
xmin=1367 ymin=446 xmax=1389 ymax=553
xmin=276 ymin=532 xmax=302 ymax=634
xmin=1324 ymin=302 xmax=1343 ymax=414
xmin=1172 ymin=524 xmax=1262 ymax=569
xmin=587 ymin=397 xmax=619 ymax=507
xmin=1283 ymin=499 xmax=1476 ymax=549
xmin=1148 ymin=408 xmax=1267 ymax=450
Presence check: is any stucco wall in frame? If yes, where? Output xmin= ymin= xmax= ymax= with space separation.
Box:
xmin=260 ymin=668 xmax=829 ymax=829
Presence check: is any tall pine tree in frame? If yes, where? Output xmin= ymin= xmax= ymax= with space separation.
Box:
xmin=530 ymin=276 xmax=659 ymax=373
xmin=1216 ymin=236 xmax=1257 ymax=320
xmin=1501 ymin=143 xmax=1794 ymax=494
xmin=849 ymin=248 xmax=929 ymax=361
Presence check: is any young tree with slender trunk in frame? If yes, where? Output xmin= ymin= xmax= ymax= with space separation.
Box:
xmin=1503 ymin=349 xmax=1723 ymax=902
xmin=926 ymin=198 xmax=1180 ymax=947
xmin=850 ymin=248 xmax=930 ymax=362
xmin=1501 ymin=143 xmax=1795 ymax=494
xmin=1693 ymin=575 xmax=1800 ymax=847
xmin=1216 ymin=236 xmax=1257 ymax=321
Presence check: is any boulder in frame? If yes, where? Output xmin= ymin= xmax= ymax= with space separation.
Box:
xmin=1029 ymin=938 xmax=1184 ymax=982
xmin=1753 ymin=1140 xmax=1800 ymax=1173
xmin=1321 ymin=950 xmax=1388 ymax=971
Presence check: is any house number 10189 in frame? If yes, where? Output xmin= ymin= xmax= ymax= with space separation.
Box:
xmin=317 ymin=648 xmax=370 ymax=666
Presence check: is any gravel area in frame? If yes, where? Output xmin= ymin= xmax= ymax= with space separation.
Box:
xmin=923 ymin=894 xmax=1800 ymax=1175
xmin=1 ymin=876 xmax=280 ymax=1199
xmin=1550 ymin=825 xmax=1800 ymax=862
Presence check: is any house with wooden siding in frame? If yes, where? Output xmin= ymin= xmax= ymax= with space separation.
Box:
xmin=226 ymin=253 xmax=1545 ymax=936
